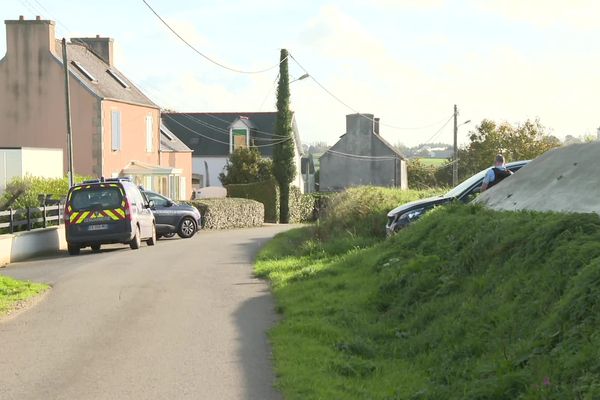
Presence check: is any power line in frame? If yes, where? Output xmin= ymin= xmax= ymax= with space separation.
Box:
xmin=420 ymin=115 xmax=454 ymax=145
xmin=163 ymin=114 xmax=291 ymax=148
xmin=324 ymin=149 xmax=399 ymax=161
xmin=141 ymin=0 xmax=286 ymax=74
xmin=289 ymin=53 xmax=452 ymax=131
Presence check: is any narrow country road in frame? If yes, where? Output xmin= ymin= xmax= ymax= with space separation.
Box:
xmin=0 ymin=224 xmax=295 ymax=400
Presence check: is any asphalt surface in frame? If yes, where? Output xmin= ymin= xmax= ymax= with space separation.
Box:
xmin=0 ymin=224 xmax=296 ymax=400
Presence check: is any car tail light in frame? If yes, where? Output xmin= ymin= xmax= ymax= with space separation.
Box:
xmin=124 ymin=199 xmax=132 ymax=221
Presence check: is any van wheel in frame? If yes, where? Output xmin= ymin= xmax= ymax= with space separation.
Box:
xmin=177 ymin=217 xmax=197 ymax=239
xmin=68 ymin=244 xmax=80 ymax=256
xmin=147 ymin=225 xmax=156 ymax=246
xmin=91 ymin=244 xmax=101 ymax=253
xmin=130 ymin=226 xmax=141 ymax=250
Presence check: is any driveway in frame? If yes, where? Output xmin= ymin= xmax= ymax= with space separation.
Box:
xmin=0 ymin=224 xmax=296 ymax=400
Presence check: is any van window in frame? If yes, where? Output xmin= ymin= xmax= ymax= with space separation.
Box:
xmin=70 ymin=187 xmax=123 ymax=211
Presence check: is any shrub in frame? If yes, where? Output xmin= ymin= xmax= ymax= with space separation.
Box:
xmin=219 ymin=147 xmax=273 ymax=185
xmin=0 ymin=175 xmax=91 ymax=210
xmin=188 ymin=198 xmax=263 ymax=229
xmin=226 ymin=180 xmax=280 ymax=223
xmin=318 ymin=186 xmax=444 ymax=239
xmin=289 ymin=187 xmax=317 ymax=223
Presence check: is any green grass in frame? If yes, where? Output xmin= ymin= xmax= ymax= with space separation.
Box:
xmin=257 ymin=203 xmax=600 ymax=399
xmin=417 ymin=158 xmax=447 ymax=167
xmin=0 ymin=275 xmax=48 ymax=316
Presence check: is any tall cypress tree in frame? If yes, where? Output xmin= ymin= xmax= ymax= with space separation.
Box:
xmin=272 ymin=49 xmax=296 ymax=223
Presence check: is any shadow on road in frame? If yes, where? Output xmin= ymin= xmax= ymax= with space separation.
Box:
xmin=233 ymin=290 xmax=283 ymax=400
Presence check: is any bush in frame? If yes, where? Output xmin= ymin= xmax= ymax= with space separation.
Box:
xmin=226 ymin=180 xmax=280 ymax=223
xmin=407 ymin=159 xmax=443 ymax=189
xmin=0 ymin=175 xmax=91 ymax=210
xmin=188 ymin=198 xmax=263 ymax=230
xmin=318 ymin=186 xmax=444 ymax=240
xmin=289 ymin=187 xmax=317 ymax=223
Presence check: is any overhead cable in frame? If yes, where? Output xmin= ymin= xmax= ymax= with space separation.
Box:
xmin=324 ymin=149 xmax=399 ymax=161
xmin=420 ymin=115 xmax=454 ymax=145
xmin=289 ymin=54 xmax=452 ymax=131
xmin=163 ymin=114 xmax=292 ymax=148
xmin=141 ymin=0 xmax=286 ymax=74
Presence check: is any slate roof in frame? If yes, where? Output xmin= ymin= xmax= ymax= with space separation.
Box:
xmin=54 ymin=40 xmax=157 ymax=108
xmin=161 ymin=112 xmax=303 ymax=157
xmin=160 ymin=122 xmax=192 ymax=153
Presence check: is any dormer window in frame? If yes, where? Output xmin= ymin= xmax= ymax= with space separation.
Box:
xmin=232 ymin=128 xmax=248 ymax=151
xmin=71 ymin=61 xmax=97 ymax=82
xmin=229 ymin=116 xmax=252 ymax=153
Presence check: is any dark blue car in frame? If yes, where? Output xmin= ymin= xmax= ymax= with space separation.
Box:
xmin=386 ymin=160 xmax=529 ymax=235
xmin=141 ymin=189 xmax=202 ymax=239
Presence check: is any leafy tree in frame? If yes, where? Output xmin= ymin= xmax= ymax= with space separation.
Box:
xmin=272 ymin=49 xmax=296 ymax=223
xmin=453 ymin=119 xmax=561 ymax=182
xmin=219 ymin=147 xmax=273 ymax=185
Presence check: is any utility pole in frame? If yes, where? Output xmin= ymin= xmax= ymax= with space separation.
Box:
xmin=62 ymin=38 xmax=75 ymax=187
xmin=452 ymin=104 xmax=458 ymax=186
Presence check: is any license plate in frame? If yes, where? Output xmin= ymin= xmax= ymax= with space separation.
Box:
xmin=88 ymin=224 xmax=108 ymax=231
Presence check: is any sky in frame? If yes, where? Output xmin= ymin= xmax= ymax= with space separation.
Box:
xmin=2 ymin=0 xmax=600 ymax=148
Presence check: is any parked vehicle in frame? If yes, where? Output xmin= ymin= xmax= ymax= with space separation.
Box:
xmin=140 ymin=189 xmax=201 ymax=239
xmin=64 ymin=178 xmax=156 ymax=255
xmin=386 ymin=160 xmax=529 ymax=235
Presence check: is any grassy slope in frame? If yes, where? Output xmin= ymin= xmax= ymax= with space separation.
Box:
xmin=257 ymin=204 xmax=600 ymax=399
xmin=0 ymin=275 xmax=48 ymax=316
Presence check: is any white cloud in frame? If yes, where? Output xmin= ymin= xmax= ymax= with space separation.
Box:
xmin=475 ymin=0 xmax=600 ymax=29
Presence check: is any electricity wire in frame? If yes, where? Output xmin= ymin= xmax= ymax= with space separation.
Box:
xmin=141 ymin=0 xmax=286 ymax=74
xmin=163 ymin=114 xmax=292 ymax=148
xmin=289 ymin=53 xmax=452 ymax=131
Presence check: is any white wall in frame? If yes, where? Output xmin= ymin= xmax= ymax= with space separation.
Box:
xmin=21 ymin=148 xmax=63 ymax=178
xmin=0 ymin=150 xmax=22 ymax=193
xmin=192 ymin=156 xmax=228 ymax=187
xmin=0 ymin=148 xmax=63 ymax=193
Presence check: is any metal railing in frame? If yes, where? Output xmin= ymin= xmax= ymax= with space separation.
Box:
xmin=0 ymin=204 xmax=64 ymax=235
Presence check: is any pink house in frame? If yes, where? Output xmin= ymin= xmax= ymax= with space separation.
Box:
xmin=0 ymin=17 xmax=192 ymax=200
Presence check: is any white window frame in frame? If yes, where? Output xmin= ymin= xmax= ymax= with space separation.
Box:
xmin=111 ymin=110 xmax=121 ymax=151
xmin=146 ymin=115 xmax=153 ymax=153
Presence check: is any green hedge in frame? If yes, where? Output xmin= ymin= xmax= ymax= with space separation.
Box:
xmin=226 ymin=180 xmax=279 ymax=223
xmin=226 ymin=180 xmax=316 ymax=223
xmin=188 ymin=198 xmax=264 ymax=230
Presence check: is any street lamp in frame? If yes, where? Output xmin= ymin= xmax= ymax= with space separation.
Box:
xmin=290 ymin=73 xmax=309 ymax=83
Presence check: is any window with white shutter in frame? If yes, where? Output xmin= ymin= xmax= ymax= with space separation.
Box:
xmin=146 ymin=115 xmax=153 ymax=152
xmin=111 ymin=110 xmax=121 ymax=151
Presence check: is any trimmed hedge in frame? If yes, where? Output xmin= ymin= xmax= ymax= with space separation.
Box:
xmin=226 ymin=180 xmax=316 ymax=223
xmin=289 ymin=187 xmax=317 ymax=223
xmin=188 ymin=198 xmax=264 ymax=230
xmin=226 ymin=180 xmax=279 ymax=223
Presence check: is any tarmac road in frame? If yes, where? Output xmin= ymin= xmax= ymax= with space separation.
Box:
xmin=0 ymin=224 xmax=296 ymax=400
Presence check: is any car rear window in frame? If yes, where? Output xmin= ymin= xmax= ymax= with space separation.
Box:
xmin=69 ymin=187 xmax=123 ymax=211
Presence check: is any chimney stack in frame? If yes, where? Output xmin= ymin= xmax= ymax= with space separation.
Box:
xmin=5 ymin=17 xmax=57 ymax=57
xmin=373 ymin=118 xmax=380 ymax=135
xmin=71 ymin=36 xmax=114 ymax=66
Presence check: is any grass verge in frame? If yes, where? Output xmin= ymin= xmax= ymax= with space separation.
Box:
xmin=0 ymin=275 xmax=48 ymax=317
xmin=257 ymin=204 xmax=600 ymax=399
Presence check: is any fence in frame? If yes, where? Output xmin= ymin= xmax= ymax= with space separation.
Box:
xmin=0 ymin=204 xmax=63 ymax=235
